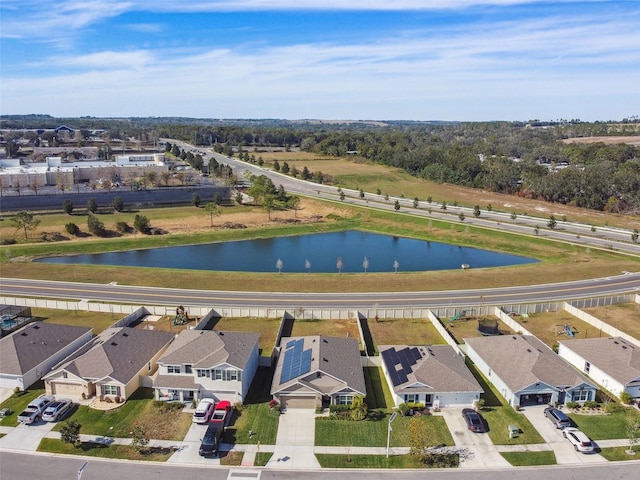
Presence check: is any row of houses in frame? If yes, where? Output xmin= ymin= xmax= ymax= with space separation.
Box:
xmin=1 ymin=319 xmax=639 ymax=411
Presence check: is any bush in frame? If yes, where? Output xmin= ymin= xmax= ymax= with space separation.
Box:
xmin=63 ymin=199 xmax=74 ymax=215
xmin=87 ymin=214 xmax=105 ymax=236
xmin=112 ymin=196 xmax=124 ymax=212
xmin=620 ymin=392 xmax=633 ymax=405
xmin=192 ymin=193 xmax=201 ymax=207
xmin=566 ymin=401 xmax=580 ymax=410
xmin=65 ymin=222 xmax=80 ymax=236
xmin=584 ymin=400 xmax=599 ymax=409
xmin=86 ymin=198 xmax=98 ymax=213
xmin=134 ymin=214 xmax=151 ymax=234
xmin=60 ymin=420 xmax=81 ymax=446
xmin=116 ymin=221 xmax=130 ymax=233
xmin=604 ymin=402 xmax=625 ymax=414
xmin=153 ymin=400 xmax=184 ymax=412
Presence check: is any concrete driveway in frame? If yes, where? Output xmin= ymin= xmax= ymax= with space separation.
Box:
xmin=519 ymin=405 xmax=604 ymax=464
xmin=167 ymin=421 xmax=217 ymax=465
xmin=440 ymin=408 xmax=511 ymax=469
xmin=267 ymin=408 xmax=320 ymax=469
xmin=0 ymin=418 xmax=56 ymax=452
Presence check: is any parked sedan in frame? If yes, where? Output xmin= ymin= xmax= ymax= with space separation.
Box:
xmin=562 ymin=427 xmax=594 ymax=453
xmin=462 ymin=408 xmax=486 ymax=433
xmin=41 ymin=399 xmax=73 ymax=422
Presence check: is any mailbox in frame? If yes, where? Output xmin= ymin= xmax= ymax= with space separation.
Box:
xmin=508 ymin=424 xmax=520 ymax=438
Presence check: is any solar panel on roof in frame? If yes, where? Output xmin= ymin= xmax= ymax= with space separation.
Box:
xmin=280 ymin=338 xmax=313 ymax=384
xmin=286 ymin=339 xmax=296 ymax=348
xmin=301 ymin=348 xmax=312 ymax=375
xmin=397 ymin=371 xmax=408 ymax=385
xmin=388 ymin=348 xmax=400 ymax=365
xmin=410 ymin=347 xmax=422 ymax=363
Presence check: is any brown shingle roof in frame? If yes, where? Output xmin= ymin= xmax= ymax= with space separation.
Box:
xmin=464 ymin=335 xmax=595 ymax=392
xmin=379 ymin=345 xmax=483 ymax=394
xmin=158 ymin=330 xmax=258 ymax=370
xmin=559 ymin=337 xmax=640 ymax=385
xmin=0 ymin=322 xmax=91 ymax=375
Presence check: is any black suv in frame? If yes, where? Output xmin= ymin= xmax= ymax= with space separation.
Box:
xmin=199 ymin=424 xmax=223 ymax=457
xmin=544 ymin=406 xmax=571 ymax=429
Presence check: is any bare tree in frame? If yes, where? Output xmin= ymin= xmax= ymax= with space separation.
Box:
xmin=393 ymin=260 xmax=399 ymax=273
xmin=276 ymin=258 xmax=283 ymax=273
xmin=363 ymin=256 xmax=369 ymax=273
xmin=337 ymin=257 xmax=344 ymax=274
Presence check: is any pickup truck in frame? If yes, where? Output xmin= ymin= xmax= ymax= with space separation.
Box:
xmin=209 ymin=400 xmax=231 ymax=429
xmin=17 ymin=395 xmax=55 ymax=424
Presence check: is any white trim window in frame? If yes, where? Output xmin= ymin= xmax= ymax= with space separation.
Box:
xmin=102 ymin=385 xmax=121 ymax=396
xmin=404 ymin=394 xmax=420 ymax=403
xmin=167 ymin=365 xmax=181 ymax=374
xmin=571 ymin=389 xmax=592 ymax=402
xmin=335 ymin=394 xmax=354 ymax=405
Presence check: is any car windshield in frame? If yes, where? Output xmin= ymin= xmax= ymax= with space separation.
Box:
xmin=202 ymin=435 xmax=217 ymax=446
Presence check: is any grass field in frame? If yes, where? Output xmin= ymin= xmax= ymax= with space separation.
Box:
xmin=582 ymin=303 xmax=640 ymax=340
xmin=212 ymin=317 xmax=281 ymax=355
xmin=35 ymin=307 xmax=119 ymax=335
xmin=363 ymin=367 xmax=394 ymax=411
xmin=567 ymin=410 xmax=640 ymax=440
xmin=38 ymin=438 xmax=175 ymax=461
xmin=315 ymin=453 xmax=458 ymax=468
xmin=598 ymin=445 xmax=640 ymax=461
xmin=443 ymin=315 xmax=515 ymax=344
xmin=515 ymin=310 xmax=598 ymax=348
xmin=367 ymin=318 xmax=446 ymax=350
xmin=290 ymin=319 xmax=361 ymax=346
xmin=500 ymin=450 xmax=556 ymax=466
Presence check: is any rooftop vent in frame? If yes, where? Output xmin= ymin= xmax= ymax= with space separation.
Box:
xmin=33 ymin=325 xmax=40 ymax=329
xmin=110 ymin=342 xmax=117 ymax=346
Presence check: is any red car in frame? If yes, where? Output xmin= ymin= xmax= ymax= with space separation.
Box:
xmin=210 ymin=400 xmax=231 ymax=428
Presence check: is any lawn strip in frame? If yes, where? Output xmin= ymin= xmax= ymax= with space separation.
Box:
xmin=38 ymin=438 xmax=174 ymax=461
xmin=567 ymin=411 xmax=637 ymax=440
xmin=598 ymin=445 xmax=640 ymax=461
xmin=500 ymin=451 xmax=556 ymax=466
xmin=254 ymin=452 xmax=273 ymax=466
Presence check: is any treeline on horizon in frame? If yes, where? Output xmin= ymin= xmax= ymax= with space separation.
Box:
xmin=2 ymin=115 xmax=640 ymax=214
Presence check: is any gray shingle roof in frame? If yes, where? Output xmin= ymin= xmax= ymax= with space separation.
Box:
xmin=0 ymin=322 xmax=91 ymax=375
xmin=158 ymin=330 xmax=258 ymax=370
xmin=271 ymin=335 xmax=366 ymax=396
xmin=464 ymin=335 xmax=595 ymax=392
xmin=559 ymin=337 xmax=640 ymax=385
xmin=379 ymin=345 xmax=483 ymax=394
xmin=49 ymin=327 xmax=174 ymax=384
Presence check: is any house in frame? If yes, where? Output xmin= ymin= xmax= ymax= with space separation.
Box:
xmin=270 ymin=335 xmax=366 ymax=410
xmin=153 ymin=330 xmax=259 ymax=404
xmin=43 ymin=327 xmax=174 ymax=401
xmin=0 ymin=322 xmax=93 ymax=391
xmin=464 ymin=335 xmax=597 ymax=407
xmin=379 ymin=345 xmax=483 ymax=409
xmin=558 ymin=337 xmax=640 ymax=400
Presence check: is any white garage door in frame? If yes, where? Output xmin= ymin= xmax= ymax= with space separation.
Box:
xmin=281 ymin=396 xmax=316 ymax=409
xmin=52 ymin=382 xmax=84 ymax=397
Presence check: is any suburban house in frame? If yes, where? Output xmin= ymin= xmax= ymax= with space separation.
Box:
xmin=0 ymin=322 xmax=93 ymax=391
xmin=558 ymin=337 xmax=640 ymax=400
xmin=153 ymin=330 xmax=259 ymax=404
xmin=43 ymin=327 xmax=175 ymax=401
xmin=464 ymin=335 xmax=597 ymax=407
xmin=270 ymin=335 xmax=366 ymax=410
xmin=379 ymin=344 xmax=483 ymax=409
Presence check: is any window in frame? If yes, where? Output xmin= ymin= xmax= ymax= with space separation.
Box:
xmin=147 ymin=362 xmax=151 ymax=372
xmin=584 ymin=362 xmax=591 ymax=374
xmin=404 ymin=394 xmax=419 ymax=404
xmin=197 ymin=369 xmax=210 ymax=378
xmin=167 ymin=365 xmax=181 ymax=374
xmin=571 ymin=389 xmax=591 ymax=402
xmin=213 ymin=370 xmax=222 ymax=380
xmin=62 ymin=372 xmax=68 ymax=379
xmin=102 ymin=385 xmax=120 ymax=396
xmin=184 ymin=364 xmax=192 ymax=374
xmin=211 ymin=369 xmax=241 ymax=381
xmin=335 ymin=395 xmax=354 ymax=405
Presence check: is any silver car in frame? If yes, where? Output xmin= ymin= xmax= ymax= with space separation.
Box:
xmin=562 ymin=427 xmax=594 ymax=453
xmin=41 ymin=399 xmax=73 ymax=422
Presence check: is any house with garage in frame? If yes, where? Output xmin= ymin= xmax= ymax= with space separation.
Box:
xmin=558 ymin=337 xmax=640 ymax=400
xmin=43 ymin=327 xmax=174 ymax=402
xmin=379 ymin=345 xmax=483 ymax=409
xmin=0 ymin=322 xmax=92 ymax=391
xmin=464 ymin=335 xmax=597 ymax=408
xmin=153 ymin=330 xmax=259 ymax=404
xmin=271 ymin=335 xmax=366 ymax=410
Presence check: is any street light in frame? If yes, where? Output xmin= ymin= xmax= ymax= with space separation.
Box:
xmin=386 ymin=412 xmax=397 ymax=458
xmin=78 ymin=461 xmax=89 ymax=480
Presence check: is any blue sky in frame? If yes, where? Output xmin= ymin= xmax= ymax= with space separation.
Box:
xmin=1 ymin=1 xmax=639 ymax=121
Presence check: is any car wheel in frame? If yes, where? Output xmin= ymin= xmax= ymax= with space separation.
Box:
xmin=562 ymin=431 xmax=567 ymax=438
xmin=574 ymin=445 xmax=578 ymax=451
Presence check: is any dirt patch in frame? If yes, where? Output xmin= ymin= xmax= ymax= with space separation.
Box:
xmin=562 ymin=136 xmax=640 ymax=146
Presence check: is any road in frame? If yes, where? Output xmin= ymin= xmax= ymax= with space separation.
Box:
xmin=1 ymin=273 xmax=639 ymax=309
xmin=1 ymin=451 xmax=639 ymax=480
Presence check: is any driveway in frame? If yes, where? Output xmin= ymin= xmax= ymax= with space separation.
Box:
xmin=167 ymin=421 xmax=217 ymax=465
xmin=267 ymin=408 xmax=320 ymax=469
xmin=440 ymin=408 xmax=511 ymax=469
xmin=519 ymin=405 xmax=605 ymax=464
xmin=0 ymin=419 xmax=56 ymax=452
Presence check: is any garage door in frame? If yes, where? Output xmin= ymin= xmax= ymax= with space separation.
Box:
xmin=281 ymin=396 xmax=316 ymax=409
xmin=52 ymin=382 xmax=84 ymax=397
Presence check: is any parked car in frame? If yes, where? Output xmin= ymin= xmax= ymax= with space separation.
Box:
xmin=41 ymin=399 xmax=73 ymax=422
xmin=192 ymin=398 xmax=215 ymax=424
xmin=17 ymin=395 xmax=55 ymax=424
xmin=563 ymin=427 xmax=594 ymax=452
xmin=462 ymin=408 xmax=486 ymax=433
xmin=210 ymin=400 xmax=232 ymax=428
xmin=199 ymin=423 xmax=223 ymax=457
xmin=544 ymin=406 xmax=571 ymax=429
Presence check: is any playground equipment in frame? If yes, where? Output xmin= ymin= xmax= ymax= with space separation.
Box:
xmin=174 ymin=306 xmax=189 ymax=326
xmin=450 ymin=311 xmax=467 ymax=322
xmin=477 ymin=318 xmax=502 ymax=336
xmin=555 ymin=324 xmax=575 ymax=337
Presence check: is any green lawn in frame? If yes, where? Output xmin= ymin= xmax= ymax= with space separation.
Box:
xmin=363 ymin=367 xmax=394 ymax=410
xmin=500 ymin=451 xmax=556 ymax=466
xmin=567 ymin=411 xmax=639 ymax=440
xmin=598 ymin=445 xmax=640 ymax=461
xmin=52 ymin=388 xmax=191 ymax=441
xmin=0 ymin=387 xmax=44 ymax=427
xmin=38 ymin=438 xmax=174 ymax=461
xmin=254 ymin=452 xmax=274 ymax=466
xmin=315 ymin=413 xmax=453 ymax=447
xmin=315 ymin=453 xmax=458 ymax=468
xmin=223 ymin=367 xmax=279 ymax=445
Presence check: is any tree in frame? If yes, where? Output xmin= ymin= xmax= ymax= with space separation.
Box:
xmin=87 ymin=198 xmax=98 ymax=214
xmin=287 ymin=195 xmax=300 ymax=217
xmin=339 ymin=191 xmax=345 ymax=201
xmin=349 ymin=395 xmax=368 ymax=421
xmin=112 ymin=196 xmax=124 ymax=212
xmin=632 ymin=229 xmax=639 ymax=243
xmin=511 ymin=212 xmax=517 ymax=222
xmin=87 ymin=214 xmax=105 ymax=236
xmin=459 ymin=212 xmax=465 ymax=222
xmin=376 ymin=188 xmax=382 ymax=195
xmin=11 ymin=211 xmax=40 ymax=239
xmin=473 ymin=205 xmax=481 ymax=217
xmin=301 ymin=166 xmax=311 ymax=180
xmin=65 ymin=223 xmax=80 ymax=236
xmin=394 ymin=200 xmax=401 ymax=211
xmin=486 ymin=204 xmax=493 ymax=211
xmin=441 ymin=201 xmax=447 ymax=210
xmin=336 ymin=257 xmax=343 ymax=274
xmin=235 ymin=191 xmax=243 ymax=204
xmin=192 ymin=193 xmax=201 ymax=207
xmin=363 ymin=256 xmax=369 ymax=273
xmin=413 ymin=197 xmax=419 ymax=208
xmin=130 ymin=424 xmax=150 ymax=453
xmin=263 ymin=194 xmax=275 ymax=220
xmin=359 ymin=189 xmax=365 ymax=199
xmin=393 ymin=259 xmax=399 ymax=273
xmin=273 ymin=160 xmax=280 ymax=171
xmin=281 ymin=161 xmax=290 ymax=174
xmin=276 ymin=258 xmax=283 ymax=273
xmin=213 ymin=192 xmax=223 ymax=205
xmin=60 ymin=420 xmax=81 ymax=446
xmin=625 ymin=411 xmax=640 ymax=455
xmin=63 ymin=199 xmax=74 ymax=215
xmin=134 ymin=214 xmax=151 ymax=234
xmin=547 ymin=215 xmax=557 ymax=229
xmin=204 ymin=202 xmax=221 ymax=227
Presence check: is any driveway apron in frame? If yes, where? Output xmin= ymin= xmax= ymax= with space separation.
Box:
xmin=267 ymin=408 xmax=320 ymax=469
xmin=0 ymin=419 xmax=56 ymax=452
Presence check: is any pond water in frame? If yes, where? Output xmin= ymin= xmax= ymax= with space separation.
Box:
xmin=37 ymin=230 xmax=537 ymax=273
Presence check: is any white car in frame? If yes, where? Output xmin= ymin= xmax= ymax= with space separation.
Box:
xmin=41 ymin=399 xmax=73 ymax=422
xmin=562 ymin=427 xmax=594 ymax=453
xmin=192 ymin=398 xmax=215 ymax=424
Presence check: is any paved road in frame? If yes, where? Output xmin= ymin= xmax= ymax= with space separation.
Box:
xmin=1 ymin=273 xmax=639 ymax=309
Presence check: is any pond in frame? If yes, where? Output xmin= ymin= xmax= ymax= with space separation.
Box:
xmin=37 ymin=230 xmax=537 ymax=273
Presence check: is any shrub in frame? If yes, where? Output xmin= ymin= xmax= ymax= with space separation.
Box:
xmin=116 ymin=221 xmax=130 ymax=233
xmin=63 ymin=199 xmax=74 ymax=215
xmin=87 ymin=214 xmax=105 ymax=236
xmin=566 ymin=401 xmax=580 ymax=410
xmin=398 ymin=402 xmax=411 ymax=416
xmin=60 ymin=420 xmax=81 ymax=446
xmin=134 ymin=214 xmax=151 ymax=234
xmin=620 ymin=392 xmax=633 ymax=405
xmin=112 ymin=196 xmax=124 ymax=212
xmin=65 ymin=222 xmax=80 ymax=236
xmin=154 ymin=400 xmax=184 ymax=412
xmin=584 ymin=400 xmax=599 ymax=409
xmin=604 ymin=402 xmax=625 ymax=414
xmin=192 ymin=193 xmax=201 ymax=207
xmin=86 ymin=198 xmax=98 ymax=213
